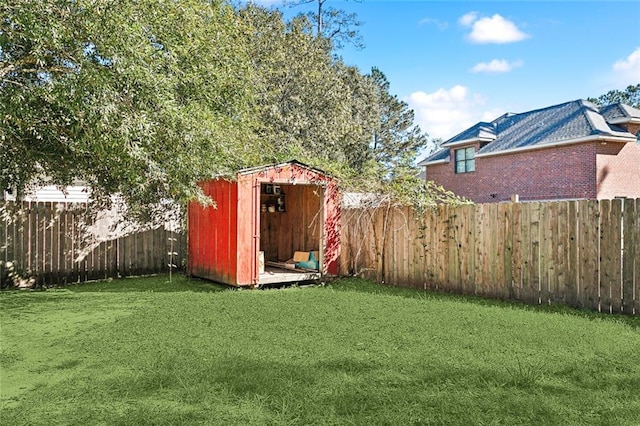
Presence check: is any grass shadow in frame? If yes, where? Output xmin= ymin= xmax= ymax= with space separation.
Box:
xmin=328 ymin=277 xmax=640 ymax=330
xmin=66 ymin=274 xmax=229 ymax=293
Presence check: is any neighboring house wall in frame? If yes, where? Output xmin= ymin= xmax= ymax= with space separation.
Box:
xmin=597 ymin=141 xmax=640 ymax=199
xmin=619 ymin=123 xmax=640 ymax=136
xmin=427 ymin=142 xmax=600 ymax=203
xmin=3 ymin=184 xmax=90 ymax=203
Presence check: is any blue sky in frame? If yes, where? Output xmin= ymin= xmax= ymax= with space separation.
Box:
xmin=252 ymin=0 xmax=640 ymax=145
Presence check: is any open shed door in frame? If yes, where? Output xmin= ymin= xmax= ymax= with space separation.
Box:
xmin=256 ymin=182 xmax=324 ymax=285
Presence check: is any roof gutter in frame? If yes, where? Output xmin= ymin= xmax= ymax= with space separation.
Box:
xmin=419 ymin=158 xmax=450 ymax=166
xmin=607 ymin=117 xmax=640 ymax=125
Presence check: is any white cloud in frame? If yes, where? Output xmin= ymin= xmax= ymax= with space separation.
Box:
xmin=612 ymin=47 xmax=640 ymax=86
xmin=460 ymin=13 xmax=529 ymax=44
xmin=419 ymin=17 xmax=448 ymax=30
xmin=471 ymin=59 xmax=523 ymax=74
xmin=459 ymin=12 xmax=478 ymax=27
xmin=406 ymin=85 xmax=499 ymax=141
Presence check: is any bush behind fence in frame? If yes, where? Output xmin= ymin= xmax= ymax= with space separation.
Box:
xmin=341 ymin=198 xmax=640 ymax=315
xmin=0 ymin=201 xmax=184 ymax=287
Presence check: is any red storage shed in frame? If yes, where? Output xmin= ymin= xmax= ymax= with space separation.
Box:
xmin=187 ymin=161 xmax=341 ymax=287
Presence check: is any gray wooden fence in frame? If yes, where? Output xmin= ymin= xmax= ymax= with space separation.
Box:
xmin=341 ymin=199 xmax=640 ymax=315
xmin=0 ymin=201 xmax=184 ymax=287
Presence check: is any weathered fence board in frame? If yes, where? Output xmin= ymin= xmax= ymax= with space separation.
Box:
xmin=623 ymin=198 xmax=639 ymax=314
xmin=1 ymin=201 xmax=185 ymax=287
xmin=554 ymin=202 xmax=568 ymax=305
xmin=341 ymin=199 xmax=640 ymax=315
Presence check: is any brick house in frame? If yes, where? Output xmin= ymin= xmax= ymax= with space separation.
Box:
xmin=418 ymin=100 xmax=640 ymax=203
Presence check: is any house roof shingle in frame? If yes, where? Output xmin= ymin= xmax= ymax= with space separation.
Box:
xmin=418 ymin=99 xmax=638 ymax=166
xmin=600 ymin=102 xmax=640 ymax=123
xmin=441 ymin=121 xmax=496 ymax=145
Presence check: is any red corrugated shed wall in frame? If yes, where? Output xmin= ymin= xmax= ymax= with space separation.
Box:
xmin=235 ymin=175 xmax=256 ymax=285
xmin=187 ymin=179 xmax=238 ymax=284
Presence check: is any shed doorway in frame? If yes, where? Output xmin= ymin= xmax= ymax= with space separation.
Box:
xmin=257 ymin=182 xmax=324 ymax=285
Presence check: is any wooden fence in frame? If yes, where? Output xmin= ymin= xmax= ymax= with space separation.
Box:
xmin=341 ymin=199 xmax=640 ymax=315
xmin=0 ymin=201 xmax=185 ymax=287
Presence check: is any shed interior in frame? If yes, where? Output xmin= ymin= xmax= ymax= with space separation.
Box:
xmin=259 ymin=183 xmax=323 ymax=266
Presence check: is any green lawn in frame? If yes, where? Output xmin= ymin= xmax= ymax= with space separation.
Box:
xmin=1 ymin=275 xmax=639 ymax=425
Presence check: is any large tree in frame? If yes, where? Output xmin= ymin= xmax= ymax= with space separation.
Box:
xmin=2 ymin=0 xmax=451 ymax=217
xmin=1 ymin=0 xmax=257 ymax=213
xmin=340 ymin=67 xmax=433 ymax=203
xmin=370 ymin=68 xmax=428 ymax=174
xmin=239 ymin=4 xmax=443 ymax=205
xmin=237 ymin=4 xmax=376 ymax=173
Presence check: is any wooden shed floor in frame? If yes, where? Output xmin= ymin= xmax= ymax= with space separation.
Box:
xmin=258 ymin=266 xmax=320 ymax=285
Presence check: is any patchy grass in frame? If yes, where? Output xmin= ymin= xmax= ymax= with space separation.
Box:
xmin=1 ymin=275 xmax=639 ymax=425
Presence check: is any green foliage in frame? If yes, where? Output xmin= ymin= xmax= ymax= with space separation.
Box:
xmin=588 ymin=83 xmax=640 ymax=108
xmin=2 ymin=275 xmax=640 ymax=425
xmin=368 ymin=67 xmax=428 ymax=200
xmin=1 ymin=0 xmax=256 ymax=211
xmin=239 ymin=2 xmax=450 ymax=208
xmin=1 ymin=0 xmax=452 ymax=220
xmin=370 ymin=67 xmax=428 ymax=168
xmin=342 ymin=68 xmax=462 ymax=208
xmin=238 ymin=4 xmax=377 ymax=172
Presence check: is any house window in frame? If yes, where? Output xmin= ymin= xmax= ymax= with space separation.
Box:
xmin=455 ymin=147 xmax=475 ymax=173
